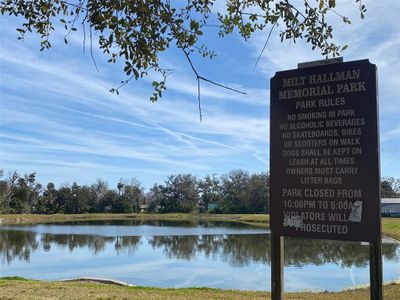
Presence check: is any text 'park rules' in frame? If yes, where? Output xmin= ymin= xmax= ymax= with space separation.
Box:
xmin=270 ymin=59 xmax=380 ymax=242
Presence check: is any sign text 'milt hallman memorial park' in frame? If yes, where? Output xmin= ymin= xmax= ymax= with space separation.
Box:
xmin=270 ymin=59 xmax=380 ymax=242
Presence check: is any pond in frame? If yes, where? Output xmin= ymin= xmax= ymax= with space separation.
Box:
xmin=0 ymin=220 xmax=399 ymax=291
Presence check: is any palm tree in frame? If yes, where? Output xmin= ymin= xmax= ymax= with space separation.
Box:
xmin=117 ymin=182 xmax=124 ymax=196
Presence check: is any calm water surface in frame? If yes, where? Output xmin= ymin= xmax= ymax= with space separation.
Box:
xmin=0 ymin=220 xmax=399 ymax=291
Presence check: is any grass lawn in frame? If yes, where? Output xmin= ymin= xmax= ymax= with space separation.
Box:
xmin=0 ymin=278 xmax=399 ymax=300
xmin=382 ymin=218 xmax=400 ymax=241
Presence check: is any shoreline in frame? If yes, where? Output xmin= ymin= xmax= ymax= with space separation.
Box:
xmin=0 ymin=213 xmax=269 ymax=227
xmin=58 ymin=277 xmax=400 ymax=291
xmin=0 ymin=277 xmax=399 ymax=300
xmin=1 ymin=213 xmax=399 ymax=240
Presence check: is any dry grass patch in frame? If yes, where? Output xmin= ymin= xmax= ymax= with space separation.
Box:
xmin=0 ymin=279 xmax=400 ymax=300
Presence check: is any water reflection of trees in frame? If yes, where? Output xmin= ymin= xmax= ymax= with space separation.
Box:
xmin=1 ymin=229 xmax=399 ymax=268
xmin=64 ymin=219 xmax=200 ymax=227
xmin=40 ymin=233 xmax=113 ymax=254
xmin=284 ymin=238 xmax=373 ymax=268
xmin=148 ymin=234 xmax=400 ymax=268
xmin=0 ymin=230 xmax=141 ymax=264
xmin=59 ymin=219 xmax=255 ymax=229
xmin=0 ymin=230 xmax=38 ymax=264
xmin=113 ymin=236 xmax=141 ymax=255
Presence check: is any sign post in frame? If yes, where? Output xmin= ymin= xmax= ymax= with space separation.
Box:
xmin=370 ymin=236 xmax=383 ymax=299
xmin=270 ymin=232 xmax=284 ymax=300
xmin=270 ymin=59 xmax=381 ymax=299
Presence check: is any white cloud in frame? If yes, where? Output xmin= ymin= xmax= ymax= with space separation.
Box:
xmin=1 ymin=1 xmax=398 ymax=186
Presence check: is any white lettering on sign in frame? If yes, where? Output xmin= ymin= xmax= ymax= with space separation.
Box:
xmin=272 ymin=61 xmax=379 ymax=241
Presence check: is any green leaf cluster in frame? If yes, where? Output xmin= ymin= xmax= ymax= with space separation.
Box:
xmin=1 ymin=0 xmax=366 ymax=99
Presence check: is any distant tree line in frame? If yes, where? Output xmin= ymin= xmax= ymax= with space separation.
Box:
xmin=0 ymin=171 xmax=399 ymax=215
xmin=0 ymin=170 xmax=269 ymax=214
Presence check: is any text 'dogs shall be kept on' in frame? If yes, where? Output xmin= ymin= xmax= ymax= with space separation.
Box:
xmin=270 ymin=60 xmax=380 ymax=242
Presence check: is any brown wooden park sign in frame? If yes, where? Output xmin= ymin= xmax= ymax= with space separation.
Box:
xmin=269 ymin=58 xmax=382 ymax=300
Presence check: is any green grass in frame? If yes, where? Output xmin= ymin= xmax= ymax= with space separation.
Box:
xmin=382 ymin=218 xmax=400 ymax=240
xmin=0 ymin=213 xmax=269 ymax=226
xmin=0 ymin=276 xmax=28 ymax=281
xmin=0 ymin=278 xmax=399 ymax=300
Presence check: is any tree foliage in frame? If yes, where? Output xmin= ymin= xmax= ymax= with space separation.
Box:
xmin=198 ymin=174 xmax=221 ymax=211
xmin=160 ymin=174 xmax=199 ymax=213
xmin=2 ymin=170 xmax=397 ymax=215
xmin=381 ymin=177 xmax=400 ymax=198
xmin=0 ymin=0 xmax=366 ymax=101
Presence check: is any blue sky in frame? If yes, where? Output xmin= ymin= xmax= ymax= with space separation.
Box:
xmin=0 ymin=1 xmax=399 ymax=190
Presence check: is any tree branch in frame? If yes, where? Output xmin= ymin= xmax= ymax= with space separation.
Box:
xmin=197 ymin=78 xmax=202 ymax=122
xmin=254 ymin=21 xmax=277 ymax=69
xmin=89 ymin=24 xmax=99 ymax=72
xmin=198 ymin=76 xmax=246 ymax=95
xmin=156 ymin=2 xmax=247 ymax=121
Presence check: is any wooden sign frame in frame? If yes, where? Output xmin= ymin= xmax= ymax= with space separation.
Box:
xmin=269 ymin=58 xmax=382 ymax=300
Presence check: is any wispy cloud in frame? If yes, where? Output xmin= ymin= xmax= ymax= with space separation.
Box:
xmin=0 ymin=35 xmax=268 ymax=187
xmin=1 ymin=2 xmax=398 ymax=186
